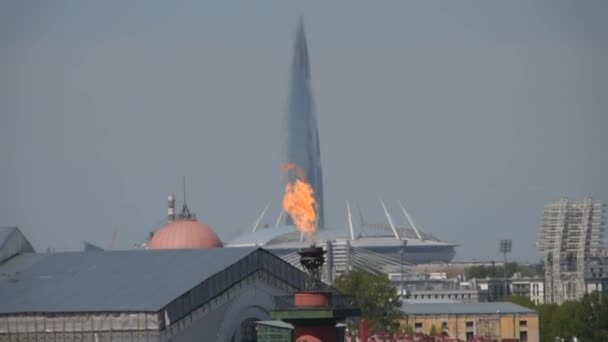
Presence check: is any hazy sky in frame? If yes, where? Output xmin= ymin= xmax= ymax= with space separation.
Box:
xmin=2 ymin=1 xmax=607 ymax=261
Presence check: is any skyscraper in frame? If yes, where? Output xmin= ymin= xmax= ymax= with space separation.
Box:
xmin=284 ymin=18 xmax=324 ymax=229
xmin=539 ymin=198 xmax=606 ymax=304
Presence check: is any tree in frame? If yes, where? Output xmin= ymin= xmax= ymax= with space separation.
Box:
xmin=504 ymin=292 xmax=608 ymax=342
xmin=503 ymin=295 xmax=536 ymax=309
xmin=334 ymin=270 xmax=402 ymax=333
xmin=429 ymin=324 xmax=438 ymax=337
xmin=402 ymin=324 xmax=414 ymax=336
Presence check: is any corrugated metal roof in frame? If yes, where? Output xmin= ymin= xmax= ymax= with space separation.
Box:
xmin=0 ymin=247 xmax=256 ymax=314
xmin=400 ymin=302 xmax=536 ymax=315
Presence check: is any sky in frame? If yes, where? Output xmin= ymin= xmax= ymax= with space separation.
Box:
xmin=1 ymin=1 xmax=607 ymax=262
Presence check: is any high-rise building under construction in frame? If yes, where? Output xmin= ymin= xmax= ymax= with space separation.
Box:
xmin=284 ymin=18 xmax=324 ymax=228
xmin=539 ymin=198 xmax=606 ymax=304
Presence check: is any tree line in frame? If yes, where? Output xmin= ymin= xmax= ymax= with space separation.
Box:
xmin=505 ymin=293 xmax=608 ymax=342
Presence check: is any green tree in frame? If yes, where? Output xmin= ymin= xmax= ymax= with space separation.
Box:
xmin=334 ymin=270 xmax=402 ymax=333
xmin=429 ymin=324 xmax=438 ymax=337
xmin=505 ymin=292 xmax=608 ymax=342
xmin=577 ymin=291 xmax=608 ymax=341
xmin=402 ymin=324 xmax=414 ymax=336
xmin=503 ymin=295 xmax=536 ymax=309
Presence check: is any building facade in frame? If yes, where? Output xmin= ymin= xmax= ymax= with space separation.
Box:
xmin=400 ymin=302 xmax=539 ymax=342
xmin=539 ymin=198 xmax=606 ymax=304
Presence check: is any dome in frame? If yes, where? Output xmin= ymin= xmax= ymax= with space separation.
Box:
xmin=148 ymin=219 xmax=223 ymax=249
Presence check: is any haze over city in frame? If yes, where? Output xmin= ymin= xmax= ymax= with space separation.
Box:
xmin=2 ymin=1 xmax=607 ymax=262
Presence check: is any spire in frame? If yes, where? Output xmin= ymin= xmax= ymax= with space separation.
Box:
xmin=292 ymin=16 xmax=310 ymax=81
xmin=284 ymin=17 xmax=324 ymax=229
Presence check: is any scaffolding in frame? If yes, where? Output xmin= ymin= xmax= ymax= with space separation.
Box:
xmin=539 ymin=198 xmax=606 ymax=304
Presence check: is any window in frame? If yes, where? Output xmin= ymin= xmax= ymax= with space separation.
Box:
xmin=520 ymin=320 xmax=527 ymax=328
xmin=520 ymin=331 xmax=528 ymax=342
xmin=466 ymin=332 xmax=474 ymax=340
xmin=466 ymin=321 xmax=474 ymax=329
xmin=441 ymin=321 xmax=448 ymax=331
xmin=415 ymin=322 xmax=423 ymax=330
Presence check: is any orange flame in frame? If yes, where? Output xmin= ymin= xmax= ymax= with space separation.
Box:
xmin=282 ymin=163 xmax=316 ymax=236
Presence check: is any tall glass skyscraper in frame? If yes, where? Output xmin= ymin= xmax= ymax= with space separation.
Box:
xmin=284 ymin=18 xmax=324 ymax=229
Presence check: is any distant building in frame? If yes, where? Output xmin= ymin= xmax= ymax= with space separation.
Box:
xmin=511 ymin=278 xmax=545 ymax=305
xmin=392 ymin=277 xmax=489 ymax=303
xmin=400 ymin=302 xmax=539 ymax=342
xmin=539 ymin=198 xmax=606 ymax=304
xmin=586 ymin=256 xmax=608 ymax=294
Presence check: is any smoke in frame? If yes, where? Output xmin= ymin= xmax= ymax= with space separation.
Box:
xmin=282 ymin=163 xmax=317 ymax=236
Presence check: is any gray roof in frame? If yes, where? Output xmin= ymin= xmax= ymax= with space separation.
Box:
xmin=0 ymin=247 xmax=258 ymax=314
xmin=0 ymin=227 xmax=35 ymax=264
xmin=400 ymin=302 xmax=537 ymax=315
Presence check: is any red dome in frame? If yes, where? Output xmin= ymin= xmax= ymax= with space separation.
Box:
xmin=148 ymin=219 xmax=223 ymax=249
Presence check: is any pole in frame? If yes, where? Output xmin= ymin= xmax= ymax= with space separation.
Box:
xmin=504 ymin=250 xmax=508 ymax=297
xmin=401 ymin=240 xmax=407 ymax=299
xmin=401 ymin=244 xmax=405 ymax=299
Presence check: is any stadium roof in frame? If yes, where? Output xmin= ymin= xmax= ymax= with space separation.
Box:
xmin=0 ymin=247 xmax=305 ymax=315
xmin=227 ymin=225 xmax=454 ymax=248
xmin=400 ymin=302 xmax=536 ymax=315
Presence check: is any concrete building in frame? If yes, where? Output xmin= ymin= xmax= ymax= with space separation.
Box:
xmin=0 ymin=227 xmax=326 ymax=341
xmin=539 ymin=198 xmax=606 ymax=304
xmin=400 ymin=302 xmax=539 ymax=342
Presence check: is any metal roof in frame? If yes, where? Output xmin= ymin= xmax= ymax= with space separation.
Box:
xmin=0 ymin=247 xmax=257 ymax=314
xmin=400 ymin=302 xmax=537 ymax=315
xmin=0 ymin=227 xmax=35 ymax=264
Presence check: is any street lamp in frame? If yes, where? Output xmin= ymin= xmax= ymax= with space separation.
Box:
xmin=400 ymin=240 xmax=408 ymax=299
xmin=499 ymin=239 xmax=512 ymax=297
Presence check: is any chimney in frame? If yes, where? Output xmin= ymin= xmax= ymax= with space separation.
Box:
xmin=167 ymin=194 xmax=176 ymax=223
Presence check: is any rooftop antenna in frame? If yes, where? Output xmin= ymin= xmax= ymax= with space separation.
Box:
xmin=398 ymin=200 xmax=423 ymax=241
xmin=346 ymin=201 xmax=355 ymax=240
xmin=251 ymin=202 xmax=271 ymax=232
xmin=179 ymin=176 xmax=194 ymax=220
xmin=380 ymin=198 xmax=401 ymax=239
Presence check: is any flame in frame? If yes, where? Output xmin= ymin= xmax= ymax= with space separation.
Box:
xmin=282 ymin=163 xmax=316 ymax=236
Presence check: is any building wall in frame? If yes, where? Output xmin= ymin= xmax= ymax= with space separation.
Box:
xmin=402 ymin=312 xmax=539 ymax=342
